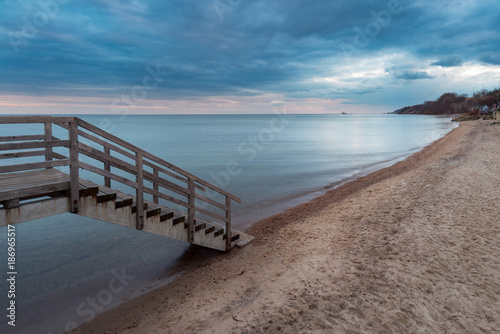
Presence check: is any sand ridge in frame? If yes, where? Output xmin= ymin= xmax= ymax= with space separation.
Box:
xmin=77 ymin=120 xmax=500 ymax=334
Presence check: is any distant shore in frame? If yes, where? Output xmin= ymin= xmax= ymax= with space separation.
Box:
xmin=78 ymin=120 xmax=500 ymax=333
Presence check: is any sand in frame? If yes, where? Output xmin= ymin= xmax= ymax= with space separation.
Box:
xmin=77 ymin=120 xmax=500 ymax=334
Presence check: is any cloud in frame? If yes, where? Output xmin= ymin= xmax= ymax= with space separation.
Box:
xmin=0 ymin=0 xmax=499 ymax=114
xmin=479 ymin=52 xmax=500 ymax=65
xmin=431 ymin=56 xmax=463 ymax=67
xmin=385 ymin=65 xmax=434 ymax=80
xmin=395 ymin=71 xmax=433 ymax=80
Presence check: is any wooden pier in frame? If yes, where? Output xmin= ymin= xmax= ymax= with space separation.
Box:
xmin=0 ymin=116 xmax=252 ymax=251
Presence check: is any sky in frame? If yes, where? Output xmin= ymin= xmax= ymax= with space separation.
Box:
xmin=1 ymin=0 xmax=499 ymax=114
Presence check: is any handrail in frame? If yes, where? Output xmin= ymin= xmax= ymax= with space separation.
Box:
xmin=0 ymin=116 xmax=240 ymax=250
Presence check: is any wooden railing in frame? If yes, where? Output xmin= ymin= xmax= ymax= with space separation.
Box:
xmin=0 ymin=116 xmax=241 ymax=250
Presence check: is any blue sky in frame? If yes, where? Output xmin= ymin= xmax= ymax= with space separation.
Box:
xmin=1 ymin=0 xmax=499 ymax=114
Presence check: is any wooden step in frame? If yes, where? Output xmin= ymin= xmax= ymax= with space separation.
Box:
xmin=131 ymin=202 xmax=148 ymax=214
xmin=60 ymin=184 xmax=99 ymax=198
xmin=172 ymin=215 xmax=185 ymax=225
xmin=160 ymin=210 xmax=174 ymax=222
xmin=79 ymin=184 xmax=99 ymax=197
xmin=195 ymin=222 xmax=206 ymax=232
xmin=204 ymin=225 xmax=215 ymax=235
xmin=96 ymin=191 xmax=117 ymax=204
xmin=115 ymin=196 xmax=133 ymax=209
xmin=146 ymin=207 xmax=161 ymax=218
xmin=183 ymin=221 xmax=207 ymax=232
xmin=213 ymin=228 xmax=224 ymax=238
xmin=223 ymin=233 xmax=240 ymax=242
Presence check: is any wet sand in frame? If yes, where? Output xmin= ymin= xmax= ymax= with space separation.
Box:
xmin=78 ymin=120 xmax=500 ymax=333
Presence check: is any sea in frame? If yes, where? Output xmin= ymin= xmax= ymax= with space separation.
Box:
xmin=0 ymin=114 xmax=457 ymax=333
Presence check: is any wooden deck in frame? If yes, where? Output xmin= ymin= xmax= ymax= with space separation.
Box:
xmin=0 ymin=169 xmax=70 ymax=205
xmin=0 ymin=116 xmax=253 ymax=251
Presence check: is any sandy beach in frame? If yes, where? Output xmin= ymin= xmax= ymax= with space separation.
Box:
xmin=77 ymin=120 xmax=500 ymax=334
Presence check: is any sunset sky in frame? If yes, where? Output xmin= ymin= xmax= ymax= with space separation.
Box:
xmin=1 ymin=0 xmax=499 ymax=114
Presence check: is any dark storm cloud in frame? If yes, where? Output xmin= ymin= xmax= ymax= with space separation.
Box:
xmin=431 ymin=56 xmax=463 ymax=67
xmin=385 ymin=66 xmax=433 ymax=80
xmin=479 ymin=52 xmax=500 ymax=65
xmin=0 ymin=0 xmax=498 ymax=100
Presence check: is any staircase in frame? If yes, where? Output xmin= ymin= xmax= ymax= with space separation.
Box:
xmin=0 ymin=116 xmax=252 ymax=251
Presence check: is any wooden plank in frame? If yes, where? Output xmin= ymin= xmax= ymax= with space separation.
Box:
xmin=2 ymin=199 xmax=19 ymax=209
xmin=214 ymin=228 xmax=224 ymax=237
xmin=144 ymin=151 xmax=240 ymax=201
xmin=78 ymin=183 xmax=99 ymax=197
xmin=115 ymin=197 xmax=133 ymax=209
xmin=96 ymin=191 xmax=117 ymax=204
xmin=67 ymin=123 xmax=204 ymax=191
xmin=0 ymin=159 xmax=70 ymax=173
xmin=172 ymin=215 xmax=185 ymax=225
xmin=0 ymin=116 xmax=74 ymax=124
xmin=194 ymin=216 xmax=221 ymax=227
xmin=224 ymin=234 xmax=240 ymax=242
xmin=205 ymin=225 xmax=215 ymax=235
xmin=79 ymin=162 xmax=139 ymax=189
xmin=153 ymin=168 xmax=159 ymax=203
xmin=78 ymin=142 xmax=138 ymax=176
xmin=143 ymin=170 xmax=189 ymax=197
xmin=187 ymin=178 xmax=195 ymax=242
xmin=144 ymin=160 xmax=207 ymax=192
xmin=136 ymin=153 xmax=144 ymax=230
xmin=79 ymin=142 xmax=190 ymax=199
xmin=225 ymin=196 xmax=231 ymax=251
xmin=0 ymin=172 xmax=67 ymax=186
xmin=0 ymin=140 xmax=70 ymax=151
xmin=61 ymin=120 xmax=206 ymax=193
xmin=143 ymin=186 xmax=188 ymax=208
xmin=195 ymin=222 xmax=206 ymax=232
xmin=76 ymin=118 xmax=240 ymax=201
xmin=0 ymin=150 xmax=45 ymax=160
xmin=44 ymin=123 xmax=53 ymax=162
xmin=195 ymin=206 xmax=228 ymax=223
xmin=52 ymin=152 xmax=68 ymax=160
xmin=0 ymin=169 xmax=67 ymax=182
xmin=0 ymin=135 xmax=44 ymax=142
xmin=69 ymin=121 xmax=79 ymax=213
xmin=58 ymin=122 xmax=136 ymax=160
xmin=195 ymin=193 xmax=227 ymax=210
xmin=0 ymin=180 xmax=70 ymax=202
xmin=103 ymin=146 xmax=111 ymax=187
xmin=146 ymin=207 xmax=161 ymax=218
xmin=131 ymin=202 xmax=148 ymax=214
xmin=160 ymin=210 xmax=174 ymax=221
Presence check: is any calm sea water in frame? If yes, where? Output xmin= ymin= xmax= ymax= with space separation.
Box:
xmin=0 ymin=114 xmax=457 ymax=333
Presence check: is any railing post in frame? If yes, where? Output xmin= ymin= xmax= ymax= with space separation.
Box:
xmin=69 ymin=120 xmax=79 ymax=213
xmin=187 ymin=177 xmax=195 ymax=243
xmin=103 ymin=146 xmax=111 ymax=187
xmin=44 ymin=122 xmax=53 ymax=166
xmin=225 ymin=196 xmax=232 ymax=251
xmin=153 ymin=168 xmax=159 ymax=204
xmin=136 ymin=152 xmax=144 ymax=230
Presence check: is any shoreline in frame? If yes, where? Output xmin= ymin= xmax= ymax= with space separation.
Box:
xmin=234 ymin=128 xmax=457 ymax=231
xmin=234 ymin=149 xmax=418 ymax=231
xmin=78 ymin=120 xmax=500 ymax=333
xmin=244 ymin=120 xmax=462 ymax=239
